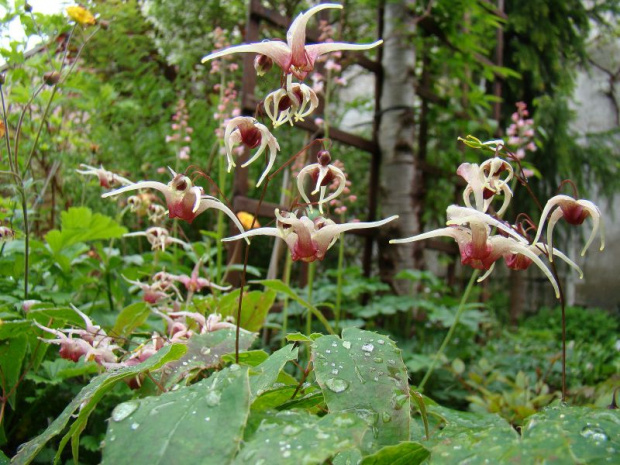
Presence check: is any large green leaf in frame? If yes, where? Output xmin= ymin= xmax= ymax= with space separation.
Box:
xmin=416 ymin=402 xmax=620 ymax=463
xmin=161 ymin=328 xmax=256 ymax=387
xmin=233 ymin=410 xmax=367 ymax=465
xmin=12 ymin=344 xmax=186 ymax=465
xmin=312 ymin=328 xmax=410 ymax=452
xmin=517 ymin=404 xmax=620 ymax=463
xmin=45 ymin=207 xmax=127 ymax=254
xmin=102 ymin=365 xmax=251 ymax=465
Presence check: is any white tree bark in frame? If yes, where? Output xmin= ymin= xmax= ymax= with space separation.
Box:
xmin=378 ymin=1 xmax=422 ymax=294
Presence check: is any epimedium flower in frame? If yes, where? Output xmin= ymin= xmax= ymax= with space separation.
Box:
xmin=123 ymin=275 xmax=181 ymax=304
xmin=224 ymin=117 xmax=280 ymax=187
xmin=76 ymin=164 xmax=133 ymax=189
xmin=0 ymin=226 xmax=15 ymax=242
xmin=390 ymin=206 xmax=578 ymax=298
xmin=124 ymin=227 xmax=191 ymax=252
xmin=163 ymin=260 xmax=232 ymax=297
xmin=457 ymin=158 xmax=513 ymax=215
xmin=532 ymin=194 xmax=605 ymax=259
xmin=263 ymin=81 xmax=319 ymax=127
xmin=201 ymin=3 xmax=383 ymax=81
xmin=223 ymin=208 xmax=398 ymax=262
xmin=102 ymin=168 xmax=248 ymax=238
xmin=297 ymin=149 xmax=347 ymax=214
xmin=33 ymin=305 xmax=120 ymax=364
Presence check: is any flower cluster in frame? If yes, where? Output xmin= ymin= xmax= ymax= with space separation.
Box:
xmin=166 ymin=99 xmax=193 ymax=162
xmin=391 ymin=152 xmax=604 ymax=298
xmin=506 ymin=102 xmax=536 ymax=160
xmin=34 ymin=305 xmax=120 ymax=364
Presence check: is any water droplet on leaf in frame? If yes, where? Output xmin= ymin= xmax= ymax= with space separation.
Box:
xmin=111 ymin=401 xmax=139 ymax=422
xmin=325 ymin=377 xmax=349 ymax=393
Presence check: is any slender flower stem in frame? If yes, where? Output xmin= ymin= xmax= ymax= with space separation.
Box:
xmin=215 ymin=72 xmax=227 ymax=281
xmin=418 ymin=270 xmax=479 ymax=391
xmin=334 ymin=214 xmax=346 ymax=332
xmin=306 ymin=261 xmax=316 ymax=335
xmin=281 ymin=253 xmax=293 ymax=347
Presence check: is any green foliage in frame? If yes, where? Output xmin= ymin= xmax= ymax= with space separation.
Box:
xmin=13 ymin=344 xmax=186 ymax=465
xmin=312 ymin=328 xmax=410 ymax=452
xmin=102 ymin=365 xmax=251 ymax=465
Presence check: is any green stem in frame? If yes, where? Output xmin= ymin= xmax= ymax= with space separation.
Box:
xmin=334 ymin=217 xmax=345 ymax=332
xmin=306 ymin=261 xmax=316 ymax=335
xmin=281 ymin=253 xmax=293 ymax=347
xmin=418 ymin=270 xmax=479 ymax=391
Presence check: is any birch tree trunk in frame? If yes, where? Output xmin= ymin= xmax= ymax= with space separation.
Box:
xmin=378 ymin=1 xmax=422 ymax=294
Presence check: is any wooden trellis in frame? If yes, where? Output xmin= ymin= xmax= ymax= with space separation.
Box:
xmin=229 ymin=0 xmax=508 ymax=284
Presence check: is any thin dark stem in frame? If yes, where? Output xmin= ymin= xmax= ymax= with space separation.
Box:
xmin=0 ymin=85 xmax=17 ymax=176
xmin=547 ymin=257 xmax=567 ymax=401
xmin=14 ymin=83 xmax=45 ymax=172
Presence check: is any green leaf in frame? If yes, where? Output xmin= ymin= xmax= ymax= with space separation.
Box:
xmin=312 ymin=328 xmax=410 ymax=452
xmin=233 ymin=410 xmax=367 ymax=464
xmin=216 ymin=289 xmax=276 ymax=332
xmin=221 ymin=350 xmax=269 ymax=366
xmin=44 ymin=207 xmax=127 ymax=253
xmin=285 ymin=332 xmax=323 ymax=342
xmin=361 ymin=442 xmax=430 ymax=465
xmin=249 ymin=344 xmax=298 ymax=400
xmin=161 ymin=329 xmax=256 ymax=387
xmin=102 ymin=365 xmax=251 ymax=465
xmin=518 ymin=404 xmax=620 ymax=464
xmin=26 ymin=306 xmax=85 ymax=327
xmin=110 ymin=302 xmax=149 ymax=338
xmin=0 ymin=320 xmax=31 ymax=339
xmin=0 ymin=334 xmax=27 ymax=406
xmin=12 ymin=344 xmax=186 ymax=465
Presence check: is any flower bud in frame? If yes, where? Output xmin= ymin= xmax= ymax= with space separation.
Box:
xmin=0 ymin=74 xmax=6 ymax=85
xmin=317 ymin=150 xmax=331 ymax=166
xmin=24 ymin=2 xmax=33 ymax=13
xmin=254 ymin=54 xmax=273 ymax=76
xmin=43 ymin=71 xmax=61 ymax=86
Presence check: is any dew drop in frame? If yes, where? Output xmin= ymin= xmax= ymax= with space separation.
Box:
xmin=282 ymin=450 xmax=291 ymax=458
xmin=205 ymin=417 xmax=211 ymax=421
xmin=325 ymin=377 xmax=349 ymax=393
xmin=332 ymin=369 xmax=339 ymax=375
xmin=206 ymin=390 xmax=222 ymax=407
xmin=130 ymin=422 xmax=140 ymax=430
xmin=374 ymin=357 xmax=383 ymax=364
xmin=361 ymin=343 xmax=374 ymax=353
xmin=111 ymin=401 xmax=139 ymax=422
xmin=580 ymin=425 xmax=608 ymax=442
xmin=316 ymin=431 xmax=330 ymax=440
xmin=342 ymin=341 xmax=351 ymax=349
xmin=283 ymin=425 xmax=300 ymax=436
xmin=326 ymin=349 xmax=331 ymax=354
xmin=331 ymin=342 xmax=338 ymax=347
xmin=377 ymin=339 xmax=385 ymax=345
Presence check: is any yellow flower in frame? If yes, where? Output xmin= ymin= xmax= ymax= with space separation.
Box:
xmin=66 ymin=6 xmax=96 ymax=26
xmin=236 ymin=211 xmax=260 ymax=229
